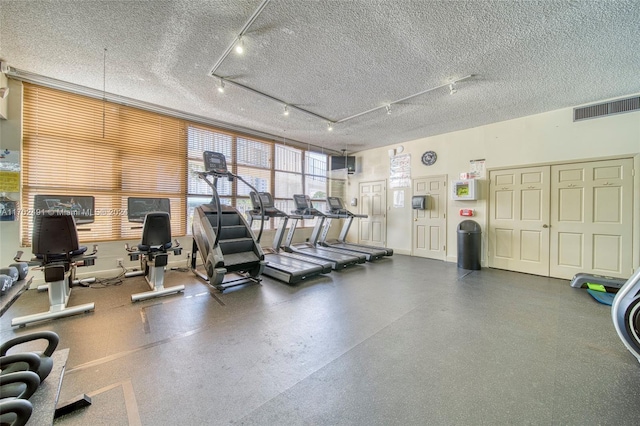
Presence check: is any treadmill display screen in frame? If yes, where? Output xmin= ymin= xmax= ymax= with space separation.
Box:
xmin=259 ymin=194 xmax=273 ymax=207
xmin=293 ymin=194 xmax=308 ymax=209
xmin=328 ymin=197 xmax=342 ymax=210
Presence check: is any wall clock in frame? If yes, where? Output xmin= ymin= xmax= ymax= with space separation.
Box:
xmin=421 ymin=150 xmax=437 ymax=166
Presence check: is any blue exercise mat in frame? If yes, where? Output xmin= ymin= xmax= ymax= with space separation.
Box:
xmin=586 ymin=289 xmax=615 ymax=306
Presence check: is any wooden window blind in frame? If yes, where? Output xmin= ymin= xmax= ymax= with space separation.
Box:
xmin=22 ymin=83 xmax=187 ymax=245
xmin=305 ymin=151 xmax=328 ymax=214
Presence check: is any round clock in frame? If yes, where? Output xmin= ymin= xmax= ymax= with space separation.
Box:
xmin=421 ymin=150 xmax=437 ymax=166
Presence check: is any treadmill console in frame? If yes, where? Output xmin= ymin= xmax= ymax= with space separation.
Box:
xmin=249 ymin=192 xmax=283 ymax=217
xmin=250 ymin=192 xmax=275 ymax=209
xmin=327 ymin=197 xmax=349 ymax=214
xmin=292 ymin=194 xmax=322 ymax=216
xmin=203 ymin=151 xmax=229 ymax=176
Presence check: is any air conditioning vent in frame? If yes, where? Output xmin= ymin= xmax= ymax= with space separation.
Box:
xmin=574 ymin=96 xmax=640 ymax=122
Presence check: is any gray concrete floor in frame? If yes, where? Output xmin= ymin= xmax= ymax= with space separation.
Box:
xmin=1 ymin=255 xmax=639 ymax=425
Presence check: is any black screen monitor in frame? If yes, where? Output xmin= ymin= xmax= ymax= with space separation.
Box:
xmin=127 ymin=198 xmax=171 ymax=223
xmin=330 ymin=155 xmax=355 ymax=174
xmin=34 ymin=195 xmax=95 ymax=224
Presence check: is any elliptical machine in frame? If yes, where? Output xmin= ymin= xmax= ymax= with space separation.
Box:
xmin=612 ymin=267 xmax=640 ymax=364
xmin=190 ymin=151 xmax=266 ymax=292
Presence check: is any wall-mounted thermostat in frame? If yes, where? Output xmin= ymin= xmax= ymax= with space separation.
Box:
xmin=451 ymin=179 xmax=479 ymax=201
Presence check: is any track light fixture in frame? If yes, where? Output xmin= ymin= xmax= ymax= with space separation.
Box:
xmin=327 ymin=122 xmax=334 ymax=131
xmin=449 ymin=82 xmax=457 ymax=95
xmin=386 ymin=105 xmax=392 ymax=115
xmin=217 ymin=79 xmax=225 ymax=93
xmin=283 ymin=104 xmax=289 ymax=116
xmin=235 ymin=37 xmax=244 ymax=55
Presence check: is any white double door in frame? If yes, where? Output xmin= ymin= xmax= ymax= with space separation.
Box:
xmin=489 ymin=158 xmax=634 ymax=279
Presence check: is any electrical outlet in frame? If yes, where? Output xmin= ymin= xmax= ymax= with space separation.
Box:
xmin=116 ymin=258 xmax=123 ymax=267
xmin=186 ymin=251 xmax=191 ymax=259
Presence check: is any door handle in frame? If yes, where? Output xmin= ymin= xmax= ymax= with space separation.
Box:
xmin=543 ymin=224 xmax=549 ymax=228
xmin=414 ymin=218 xmax=418 ymax=221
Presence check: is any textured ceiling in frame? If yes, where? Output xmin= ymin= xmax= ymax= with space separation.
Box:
xmin=1 ymin=0 xmax=639 ymax=154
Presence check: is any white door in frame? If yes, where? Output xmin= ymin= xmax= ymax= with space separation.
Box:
xmin=550 ymin=158 xmax=634 ymax=279
xmin=489 ymin=166 xmax=551 ymax=275
xmin=412 ymin=176 xmax=447 ymax=260
xmin=358 ymin=180 xmax=387 ymax=247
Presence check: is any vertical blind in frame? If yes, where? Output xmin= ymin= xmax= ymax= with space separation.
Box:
xmin=22 ymin=83 xmax=187 ymax=245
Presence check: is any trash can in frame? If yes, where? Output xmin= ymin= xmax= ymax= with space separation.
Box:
xmin=457 ymin=220 xmax=481 ymax=270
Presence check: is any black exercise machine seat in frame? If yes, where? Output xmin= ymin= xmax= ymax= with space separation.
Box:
xmin=137 ymin=213 xmax=174 ymax=252
xmin=32 ymin=215 xmax=88 ymax=262
xmin=126 ymin=211 xmax=184 ymax=302
xmin=11 ymin=213 xmax=96 ymax=327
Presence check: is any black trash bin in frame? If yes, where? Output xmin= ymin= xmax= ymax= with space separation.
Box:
xmin=457 ymin=220 xmax=481 ymax=270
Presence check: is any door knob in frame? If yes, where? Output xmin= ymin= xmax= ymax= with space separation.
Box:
xmin=543 ymin=224 xmax=549 ymax=228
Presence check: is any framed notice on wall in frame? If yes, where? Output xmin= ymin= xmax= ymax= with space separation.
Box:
xmin=0 ymin=149 xmax=20 ymax=192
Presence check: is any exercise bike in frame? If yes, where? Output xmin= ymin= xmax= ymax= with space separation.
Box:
xmin=124 ymin=202 xmax=184 ymax=302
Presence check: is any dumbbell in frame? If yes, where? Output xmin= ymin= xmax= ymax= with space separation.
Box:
xmin=0 ymin=274 xmax=11 ymax=294
xmin=10 ymin=262 xmax=29 ymax=280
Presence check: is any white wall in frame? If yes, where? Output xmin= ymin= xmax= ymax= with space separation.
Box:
xmin=347 ymin=97 xmax=640 ymax=268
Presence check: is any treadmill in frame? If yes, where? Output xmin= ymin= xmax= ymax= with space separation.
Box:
xmin=247 ymin=192 xmax=331 ymax=284
xmin=319 ymin=197 xmax=393 ymax=259
xmin=282 ymin=194 xmax=365 ymax=270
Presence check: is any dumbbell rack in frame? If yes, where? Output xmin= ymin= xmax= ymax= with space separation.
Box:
xmin=0 ymin=275 xmax=33 ymax=317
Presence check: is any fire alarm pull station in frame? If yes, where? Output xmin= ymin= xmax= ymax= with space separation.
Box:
xmin=459 ymin=209 xmax=474 ymax=217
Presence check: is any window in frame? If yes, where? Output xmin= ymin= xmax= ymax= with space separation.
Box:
xmin=274 ymin=145 xmax=303 ymax=215
xmin=21 ymin=83 xmax=329 ymax=244
xmin=305 ymin=151 xmax=328 ymax=213
xmin=21 ymin=84 xmax=186 ymax=245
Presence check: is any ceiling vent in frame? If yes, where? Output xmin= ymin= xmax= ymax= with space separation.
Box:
xmin=573 ymin=96 xmax=640 ymax=122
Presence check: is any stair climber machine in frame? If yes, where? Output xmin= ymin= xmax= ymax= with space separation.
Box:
xmin=247 ymin=192 xmax=332 ymax=284
xmin=282 ymin=194 xmax=365 ymax=270
xmin=190 ymin=151 xmax=266 ymax=292
xmin=611 ymin=267 xmax=640 ymax=364
xmin=319 ymin=196 xmax=393 ymax=261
